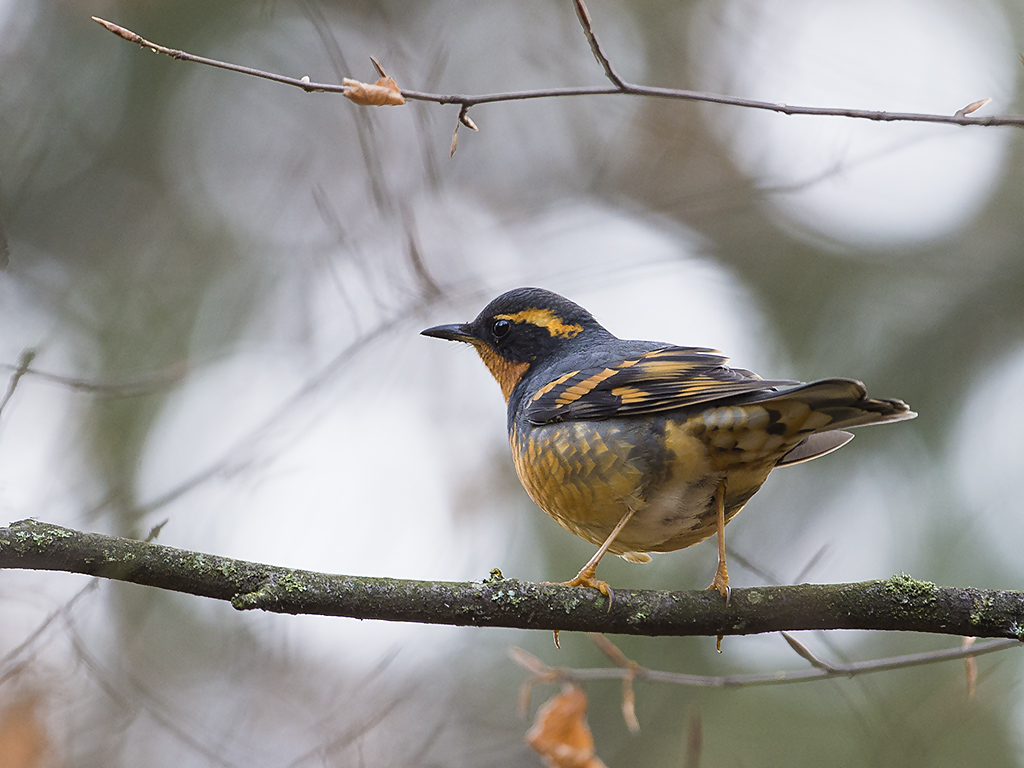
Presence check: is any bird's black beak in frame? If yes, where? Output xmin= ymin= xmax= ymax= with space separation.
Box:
xmin=421 ymin=323 xmax=475 ymax=343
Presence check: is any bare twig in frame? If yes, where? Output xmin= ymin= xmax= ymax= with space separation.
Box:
xmin=0 ymin=348 xmax=36 ymax=418
xmin=0 ymin=359 xmax=188 ymax=400
xmin=0 ymin=580 xmax=99 ymax=686
xmin=117 ymin=309 xmax=411 ymax=520
xmin=587 ymin=634 xmax=640 ymax=731
xmin=572 ymin=0 xmax=626 ymax=89
xmin=66 ymin=627 xmax=247 ymax=768
xmin=963 ymin=636 xmax=978 ymax=698
xmin=781 ymin=631 xmax=839 ymax=673
xmin=685 ymin=708 xmax=702 ymax=768
xmin=90 ymin=17 xmax=1024 ymax=129
xmin=511 ymin=637 xmax=1021 ymax=690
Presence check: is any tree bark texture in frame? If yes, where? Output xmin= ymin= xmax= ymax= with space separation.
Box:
xmin=2 ymin=519 xmax=1022 ymax=640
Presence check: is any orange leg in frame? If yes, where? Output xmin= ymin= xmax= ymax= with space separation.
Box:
xmin=558 ymin=507 xmax=636 ymax=607
xmin=707 ymin=482 xmax=730 ymax=604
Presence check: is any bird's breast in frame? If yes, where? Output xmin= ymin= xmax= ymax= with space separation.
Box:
xmin=509 ymin=416 xmax=737 ymax=555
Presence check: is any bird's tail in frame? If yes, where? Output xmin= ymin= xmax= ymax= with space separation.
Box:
xmin=749 ymin=378 xmax=915 ymax=467
xmin=765 ymin=378 xmax=916 ymax=429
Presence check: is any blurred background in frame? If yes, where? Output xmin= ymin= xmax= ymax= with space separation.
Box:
xmin=1 ymin=0 xmax=1023 ymax=765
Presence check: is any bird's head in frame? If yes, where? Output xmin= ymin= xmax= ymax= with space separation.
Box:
xmin=421 ymin=287 xmax=606 ymax=401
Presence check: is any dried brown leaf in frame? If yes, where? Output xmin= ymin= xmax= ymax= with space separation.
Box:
xmin=0 ymin=696 xmax=49 ymax=768
xmin=527 ymin=685 xmax=608 ymax=768
xmin=342 ymin=76 xmax=405 ymax=106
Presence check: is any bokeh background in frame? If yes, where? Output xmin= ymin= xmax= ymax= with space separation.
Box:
xmin=2 ymin=0 xmax=1024 ymax=765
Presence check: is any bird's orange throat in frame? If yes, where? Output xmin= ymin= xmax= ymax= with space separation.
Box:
xmin=472 ymin=342 xmax=530 ymax=402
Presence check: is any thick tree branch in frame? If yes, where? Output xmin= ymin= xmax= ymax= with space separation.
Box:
xmin=3 ymin=519 xmax=1024 ymax=639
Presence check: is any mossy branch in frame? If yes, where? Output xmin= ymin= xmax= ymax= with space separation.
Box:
xmin=2 ymin=519 xmax=1022 ymax=639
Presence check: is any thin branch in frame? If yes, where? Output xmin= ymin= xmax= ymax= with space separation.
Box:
xmin=0 ymin=580 xmax=100 ymax=686
xmin=71 ymin=308 xmax=415 ymax=524
xmin=588 ymin=633 xmax=640 ymax=731
xmin=5 ymin=520 xmax=1024 ymax=640
xmin=511 ymin=637 xmax=1021 ymax=690
xmin=572 ymin=0 xmax=626 ymax=89
xmin=0 ymin=359 xmax=188 ymax=399
xmin=90 ymin=17 xmax=1024 ymax=129
xmin=0 ymin=348 xmax=35 ymax=418
xmin=781 ymin=631 xmax=840 ymax=673
xmin=962 ymin=636 xmax=978 ymax=697
xmin=66 ymin=627 xmax=248 ymax=768
xmin=91 ymin=17 xmax=341 ymax=93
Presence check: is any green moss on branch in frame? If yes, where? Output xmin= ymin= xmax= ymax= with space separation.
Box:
xmin=3 ymin=519 xmax=1024 ymax=639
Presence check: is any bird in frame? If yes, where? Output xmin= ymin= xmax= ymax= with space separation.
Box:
xmin=422 ymin=287 xmax=915 ymax=601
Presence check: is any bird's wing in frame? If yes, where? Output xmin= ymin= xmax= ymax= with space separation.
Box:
xmin=525 ymin=346 xmax=796 ymax=424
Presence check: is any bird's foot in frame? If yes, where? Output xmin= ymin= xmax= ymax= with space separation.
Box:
xmin=546 ymin=565 xmax=615 ymax=610
xmin=707 ymin=561 xmax=731 ymax=605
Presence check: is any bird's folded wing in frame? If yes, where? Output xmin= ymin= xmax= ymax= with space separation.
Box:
xmin=526 ymin=346 xmax=796 ymax=424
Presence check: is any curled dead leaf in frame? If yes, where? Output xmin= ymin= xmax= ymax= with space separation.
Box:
xmin=342 ymin=76 xmax=405 ymax=106
xmin=527 ymin=685 xmax=608 ymax=768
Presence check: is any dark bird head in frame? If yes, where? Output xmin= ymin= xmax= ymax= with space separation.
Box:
xmin=421 ymin=287 xmax=607 ymax=401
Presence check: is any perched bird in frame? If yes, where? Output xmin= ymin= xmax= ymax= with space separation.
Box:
xmin=422 ymin=287 xmax=915 ymax=600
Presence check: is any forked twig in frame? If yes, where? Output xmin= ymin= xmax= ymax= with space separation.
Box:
xmin=0 ymin=349 xmax=35 ymax=418
xmin=572 ymin=0 xmax=626 ymax=89
xmin=512 ymin=636 xmax=1020 ymax=691
xmin=90 ymin=14 xmax=1024 ymax=129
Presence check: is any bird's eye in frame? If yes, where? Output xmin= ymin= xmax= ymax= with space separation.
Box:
xmin=492 ymin=319 xmax=511 ymax=339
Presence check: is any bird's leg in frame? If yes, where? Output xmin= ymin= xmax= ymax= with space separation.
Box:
xmin=707 ymin=481 xmax=731 ymax=604
xmin=559 ymin=507 xmax=636 ymax=606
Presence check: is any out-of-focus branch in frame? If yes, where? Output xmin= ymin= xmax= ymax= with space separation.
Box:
xmin=0 ymin=356 xmax=188 ymax=401
xmin=0 ymin=349 xmax=35 ymax=418
xmin=4 ymin=520 xmax=1024 ymax=639
xmin=89 ymin=15 xmax=1024 ymax=129
xmin=512 ymin=634 xmax=1018 ymax=691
